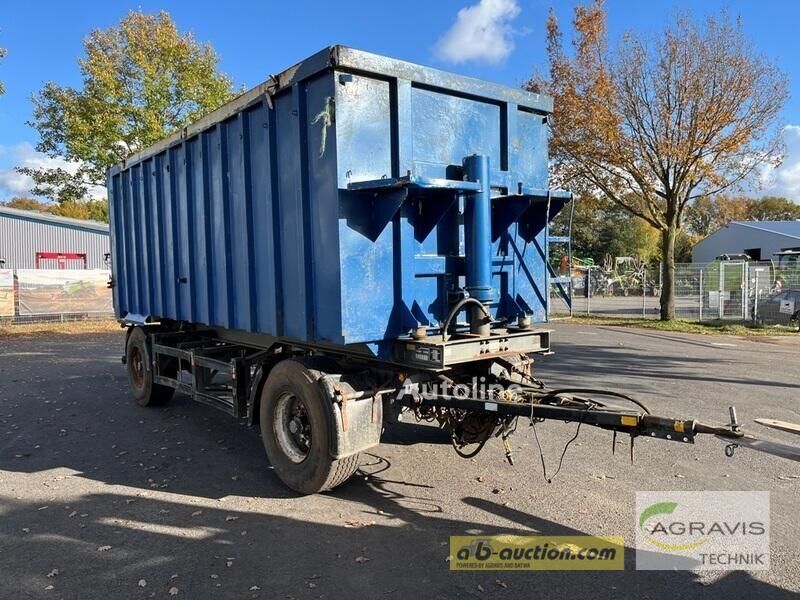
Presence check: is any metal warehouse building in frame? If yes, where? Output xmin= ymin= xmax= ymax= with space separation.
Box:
xmin=692 ymin=220 xmax=800 ymax=263
xmin=0 ymin=206 xmax=110 ymax=269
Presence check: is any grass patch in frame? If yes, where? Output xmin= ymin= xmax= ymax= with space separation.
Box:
xmin=562 ymin=315 xmax=799 ymax=336
xmin=0 ymin=318 xmax=123 ymax=338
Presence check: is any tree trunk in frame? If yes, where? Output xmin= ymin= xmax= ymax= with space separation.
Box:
xmin=659 ymin=225 xmax=677 ymax=320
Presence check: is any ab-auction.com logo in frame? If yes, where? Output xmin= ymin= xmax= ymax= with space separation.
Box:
xmin=635 ymin=492 xmax=770 ymax=571
xmin=450 ymin=535 xmax=624 ymax=571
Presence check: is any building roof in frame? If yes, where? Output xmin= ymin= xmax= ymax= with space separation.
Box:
xmin=730 ymin=220 xmax=800 ymax=240
xmin=0 ymin=205 xmax=109 ymax=235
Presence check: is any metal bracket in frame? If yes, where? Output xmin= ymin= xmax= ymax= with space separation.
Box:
xmin=263 ymin=74 xmax=279 ymax=110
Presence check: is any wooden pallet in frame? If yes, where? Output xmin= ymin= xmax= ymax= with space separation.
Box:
xmin=754 ymin=418 xmax=800 ymax=436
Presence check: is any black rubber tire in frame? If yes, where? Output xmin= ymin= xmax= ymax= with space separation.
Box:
xmin=126 ymin=327 xmax=175 ymax=407
xmin=260 ymin=359 xmax=360 ymax=494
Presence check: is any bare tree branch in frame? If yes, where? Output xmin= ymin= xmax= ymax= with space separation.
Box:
xmin=528 ymin=1 xmax=787 ymax=319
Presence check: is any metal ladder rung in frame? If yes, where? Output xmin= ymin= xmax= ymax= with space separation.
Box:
xmin=545 ymin=196 xmax=575 ymax=318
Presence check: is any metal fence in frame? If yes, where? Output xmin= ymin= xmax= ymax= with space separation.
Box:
xmin=551 ymin=264 xmax=660 ymax=319
xmin=0 ymin=268 xmax=113 ymax=325
xmin=551 ymin=261 xmax=800 ymax=327
xmin=1 ymin=263 xmax=796 ymax=328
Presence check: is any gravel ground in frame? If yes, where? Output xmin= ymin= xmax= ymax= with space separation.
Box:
xmin=0 ymin=323 xmax=798 ymax=599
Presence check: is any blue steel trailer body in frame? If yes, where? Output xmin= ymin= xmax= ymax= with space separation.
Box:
xmin=109 ymin=48 xmax=744 ymax=496
xmin=108 ymin=46 xmax=570 ymax=361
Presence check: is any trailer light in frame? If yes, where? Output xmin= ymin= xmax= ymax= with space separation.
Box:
xmin=621 ymin=416 xmax=638 ymax=427
xmin=674 ymin=420 xmax=685 ymax=432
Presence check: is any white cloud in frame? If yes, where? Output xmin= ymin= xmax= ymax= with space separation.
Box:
xmin=761 ymin=125 xmax=800 ymax=201
xmin=0 ymin=142 xmax=105 ymax=200
xmin=434 ymin=0 xmax=521 ymax=65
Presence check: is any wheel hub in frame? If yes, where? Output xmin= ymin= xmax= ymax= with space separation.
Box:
xmin=274 ymin=392 xmax=312 ymax=463
xmin=130 ymin=346 xmax=145 ymax=388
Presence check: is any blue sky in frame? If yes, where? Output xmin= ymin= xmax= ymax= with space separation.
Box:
xmin=0 ymin=0 xmax=799 ymax=200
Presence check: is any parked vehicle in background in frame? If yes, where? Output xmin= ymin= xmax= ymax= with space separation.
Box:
xmin=715 ymin=253 xmax=752 ymax=262
xmin=755 ymin=289 xmax=800 ymax=331
xmin=774 ymin=250 xmax=800 ymax=270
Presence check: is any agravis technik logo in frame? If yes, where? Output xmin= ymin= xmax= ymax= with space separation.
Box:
xmin=635 ymin=492 xmax=770 ymax=571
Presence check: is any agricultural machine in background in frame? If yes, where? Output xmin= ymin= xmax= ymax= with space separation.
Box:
xmin=585 ymin=256 xmax=659 ymax=297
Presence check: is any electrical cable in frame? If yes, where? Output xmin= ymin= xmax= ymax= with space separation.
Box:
xmin=509 ymin=382 xmax=652 ymax=415
xmin=451 ymin=434 xmax=489 ymax=459
xmin=531 ymin=412 xmax=586 ymax=484
xmin=541 ymin=389 xmax=651 ymax=414
xmin=450 ymin=418 xmax=495 ymax=459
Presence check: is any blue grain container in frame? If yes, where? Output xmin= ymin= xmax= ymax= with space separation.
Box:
xmin=108 ymin=46 xmax=570 ymax=360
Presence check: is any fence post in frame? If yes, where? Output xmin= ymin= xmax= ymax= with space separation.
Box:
xmin=742 ymin=262 xmax=748 ymax=321
xmin=719 ymin=263 xmax=725 ymax=319
xmin=699 ymin=268 xmax=703 ymax=322
xmin=753 ymin=268 xmax=759 ymax=323
xmin=587 ymin=267 xmax=592 ymax=315
xmin=642 ymin=267 xmax=646 ymax=318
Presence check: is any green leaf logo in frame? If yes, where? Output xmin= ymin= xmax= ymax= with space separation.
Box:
xmin=639 ymin=501 xmax=678 ymax=530
xmin=639 ymin=501 xmax=707 ymax=552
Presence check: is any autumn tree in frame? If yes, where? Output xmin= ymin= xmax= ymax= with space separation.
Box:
xmin=2 ymin=197 xmax=49 ymax=212
xmin=529 ymin=2 xmax=788 ymax=319
xmin=1 ymin=196 xmax=109 ymax=222
xmin=50 ymin=199 xmax=109 ymax=223
xmin=684 ymin=196 xmax=750 ymax=238
xmin=556 ymin=194 xmax=660 ymax=263
xmin=20 ymin=11 xmax=236 ymax=204
xmin=685 ymin=195 xmax=800 ymax=238
xmin=750 ymin=196 xmax=800 ymax=221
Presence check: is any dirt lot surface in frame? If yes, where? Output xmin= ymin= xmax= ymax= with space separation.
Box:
xmin=1 ymin=324 xmax=798 ymax=599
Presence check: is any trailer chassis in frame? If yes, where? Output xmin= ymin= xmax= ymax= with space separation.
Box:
xmin=121 ymin=322 xmax=745 ymax=493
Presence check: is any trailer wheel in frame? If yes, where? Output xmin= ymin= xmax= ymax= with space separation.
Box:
xmin=126 ymin=327 xmax=175 ymax=407
xmin=260 ymin=359 xmax=360 ymax=494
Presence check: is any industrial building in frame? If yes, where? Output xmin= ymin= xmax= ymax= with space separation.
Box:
xmin=0 ymin=206 xmax=110 ymax=269
xmin=692 ymin=220 xmax=800 ymax=263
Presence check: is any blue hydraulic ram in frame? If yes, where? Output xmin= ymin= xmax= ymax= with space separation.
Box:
xmin=463 ymin=154 xmax=494 ymax=336
xmin=108 ymin=46 xmax=746 ymax=495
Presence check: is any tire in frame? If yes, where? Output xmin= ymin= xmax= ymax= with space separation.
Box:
xmin=259 ymin=359 xmax=360 ymax=494
xmin=126 ymin=327 xmax=175 ymax=407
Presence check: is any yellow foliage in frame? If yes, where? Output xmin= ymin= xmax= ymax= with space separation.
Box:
xmin=529 ymin=1 xmax=787 ymax=318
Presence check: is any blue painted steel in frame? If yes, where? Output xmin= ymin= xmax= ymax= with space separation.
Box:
xmin=108 ymin=46 xmax=571 ymax=360
xmin=462 ymin=155 xmax=494 ymax=304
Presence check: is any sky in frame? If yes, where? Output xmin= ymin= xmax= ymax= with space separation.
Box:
xmin=0 ymin=0 xmax=799 ymax=201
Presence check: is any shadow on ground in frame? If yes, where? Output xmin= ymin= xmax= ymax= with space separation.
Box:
xmin=1 ymin=465 xmax=792 ymax=599
xmin=537 ymin=331 xmax=797 ymax=392
xmin=1 ymin=332 xmax=795 ymax=598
